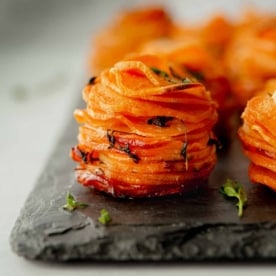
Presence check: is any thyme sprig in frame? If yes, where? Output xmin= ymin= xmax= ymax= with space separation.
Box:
xmin=106 ymin=130 xmax=140 ymax=163
xmin=169 ymin=66 xmax=193 ymax=84
xmin=185 ymin=68 xmax=205 ymax=82
xmin=180 ymin=141 xmax=188 ymax=171
xmin=98 ymin=208 xmax=112 ymax=225
xmin=147 ymin=116 xmax=173 ymax=127
xmin=63 ymin=192 xmax=88 ymax=211
xmin=150 ymin=67 xmax=169 ymax=78
xmin=151 ymin=66 xmax=193 ymax=84
xmin=118 ymin=144 xmax=140 ymax=163
xmin=207 ymin=137 xmax=222 ymax=150
xmin=88 ymin=76 xmax=97 ymax=85
xmin=220 ymin=179 xmax=247 ymax=217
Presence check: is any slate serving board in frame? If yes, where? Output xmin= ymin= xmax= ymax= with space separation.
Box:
xmin=10 ymin=109 xmax=276 ymax=262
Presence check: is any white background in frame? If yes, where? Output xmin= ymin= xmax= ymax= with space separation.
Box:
xmin=0 ymin=0 xmax=275 ymax=275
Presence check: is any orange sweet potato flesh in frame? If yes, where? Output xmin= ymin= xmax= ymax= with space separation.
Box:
xmin=249 ymin=163 xmax=276 ymax=191
xmin=224 ymin=14 xmax=276 ymax=108
xmin=71 ymin=54 xmax=218 ymax=197
xmin=90 ymin=7 xmax=173 ymax=73
xmin=238 ymin=84 xmax=276 ymax=192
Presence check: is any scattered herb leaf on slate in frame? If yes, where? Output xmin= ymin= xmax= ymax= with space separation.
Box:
xmin=98 ymin=208 xmax=112 ymax=225
xmin=220 ymin=179 xmax=247 ymax=217
xmin=63 ymin=192 xmax=88 ymax=211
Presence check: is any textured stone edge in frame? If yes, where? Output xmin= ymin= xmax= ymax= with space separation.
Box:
xmin=10 ymin=218 xmax=276 ymax=262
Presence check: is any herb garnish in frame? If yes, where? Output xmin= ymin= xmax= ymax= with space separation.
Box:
xmin=147 ymin=116 xmax=173 ymax=127
xmin=150 ymin=67 xmax=169 ymax=78
xmin=73 ymin=146 xmax=97 ymax=163
xmin=151 ymin=66 xmax=193 ymax=84
xmin=220 ymin=179 xmax=247 ymax=217
xmin=186 ymin=68 xmax=205 ymax=82
xmin=180 ymin=141 xmax=188 ymax=171
xmin=88 ymin=76 xmax=97 ymax=85
xmin=75 ymin=147 xmax=88 ymax=163
xmin=207 ymin=137 xmax=222 ymax=150
xmin=169 ymin=66 xmax=182 ymax=80
xmin=63 ymin=192 xmax=89 ymax=211
xmin=98 ymin=208 xmax=112 ymax=225
xmin=118 ymin=144 xmax=140 ymax=163
xmin=169 ymin=67 xmax=192 ymax=84
xmin=106 ymin=130 xmax=140 ymax=163
xmin=180 ymin=142 xmax=188 ymax=159
xmin=107 ymin=129 xmax=116 ymax=148
xmin=182 ymin=78 xmax=193 ymax=84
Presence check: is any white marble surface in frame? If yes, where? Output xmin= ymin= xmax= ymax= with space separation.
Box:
xmin=1 ymin=0 xmax=275 ymax=275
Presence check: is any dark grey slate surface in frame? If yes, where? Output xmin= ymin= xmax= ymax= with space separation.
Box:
xmin=10 ymin=112 xmax=276 ymax=262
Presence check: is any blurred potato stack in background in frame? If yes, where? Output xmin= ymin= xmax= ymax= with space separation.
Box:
xmin=89 ymin=5 xmax=276 ymax=148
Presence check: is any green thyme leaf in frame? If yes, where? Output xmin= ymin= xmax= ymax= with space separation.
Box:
xmin=147 ymin=116 xmax=173 ymax=127
xmin=88 ymin=76 xmax=97 ymax=85
xmin=107 ymin=129 xmax=116 ymax=148
xmin=150 ymin=67 xmax=169 ymax=78
xmin=98 ymin=208 xmax=112 ymax=225
xmin=180 ymin=141 xmax=188 ymax=160
xmin=180 ymin=141 xmax=188 ymax=171
xmin=207 ymin=137 xmax=222 ymax=150
xmin=220 ymin=179 xmax=247 ymax=217
xmin=169 ymin=66 xmax=191 ymax=83
xmin=181 ymin=77 xmax=193 ymax=84
xmin=186 ymin=68 xmax=205 ymax=82
xmin=107 ymin=130 xmax=139 ymax=163
xmin=63 ymin=192 xmax=89 ymax=211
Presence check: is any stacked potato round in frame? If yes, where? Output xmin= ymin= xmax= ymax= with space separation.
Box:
xmin=71 ymin=55 xmax=218 ymax=198
xmin=90 ymin=6 xmax=172 ymax=73
xmin=238 ymin=81 xmax=276 ymax=191
xmin=139 ymin=38 xmax=234 ymax=145
xmin=225 ymin=14 xmax=276 ymax=108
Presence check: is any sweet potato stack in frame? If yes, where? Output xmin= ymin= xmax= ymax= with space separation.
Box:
xmin=238 ymin=80 xmax=276 ymax=191
xmin=138 ymin=38 xmax=234 ymax=145
xmin=71 ymin=55 xmax=218 ymax=197
xmin=90 ymin=6 xmax=172 ymax=73
xmin=224 ymin=13 xmax=276 ymax=109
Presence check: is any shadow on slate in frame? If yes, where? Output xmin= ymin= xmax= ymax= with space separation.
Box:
xmin=10 ymin=107 xmax=276 ymax=262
